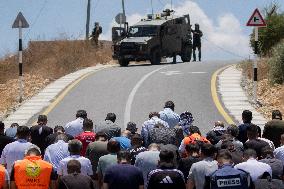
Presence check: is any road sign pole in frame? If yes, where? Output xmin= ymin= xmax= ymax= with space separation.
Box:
xmin=252 ymin=27 xmax=259 ymax=103
xmin=12 ymin=12 xmax=29 ymax=103
xmin=18 ymin=20 xmax=23 ymax=103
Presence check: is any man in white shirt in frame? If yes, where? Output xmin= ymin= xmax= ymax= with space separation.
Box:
xmin=234 ymin=149 xmax=272 ymax=182
xmin=57 ymin=139 xmax=93 ymax=177
xmin=0 ymin=126 xmax=33 ymax=174
xmin=64 ymin=110 xmax=87 ymax=137
xmin=159 ymin=101 xmax=180 ymax=128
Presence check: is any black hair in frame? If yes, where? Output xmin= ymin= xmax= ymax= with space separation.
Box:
xmin=0 ymin=121 xmax=4 ymax=130
xmin=272 ymin=110 xmax=282 ymax=120
xmin=105 ymin=113 xmax=116 ymax=122
xmin=247 ymin=124 xmax=259 ymax=138
xmin=76 ymin=110 xmax=87 ymax=119
xmin=243 ymin=149 xmax=257 ymax=159
xmin=37 ymin=115 xmax=47 ymax=124
xmin=83 ymin=118 xmax=93 ymax=131
xmin=131 ymin=134 xmax=143 ymax=147
xmin=201 ymin=143 xmax=216 ymax=157
xmin=17 ymin=126 xmax=30 ymax=139
xmin=95 ymin=132 xmax=108 ymax=141
xmin=67 ymin=160 xmax=81 ymax=174
xmin=54 ymin=125 xmax=65 ymax=133
xmin=226 ymin=124 xmax=239 ymax=137
xmin=189 ymin=126 xmax=201 ymax=135
xmin=107 ymin=140 xmax=120 ymax=153
xmin=117 ymin=150 xmax=131 ymax=162
xmin=164 ymin=101 xmax=175 ymax=111
xmin=242 ymin=110 xmax=252 ymax=123
xmin=261 ymin=146 xmax=274 ymax=158
xmin=220 ymin=140 xmax=234 ymax=150
xmin=68 ymin=139 xmax=82 ymax=154
xmin=149 ymin=112 xmax=160 ymax=119
xmin=159 ymin=150 xmax=174 ymax=163
xmin=185 ymin=143 xmax=200 ymax=153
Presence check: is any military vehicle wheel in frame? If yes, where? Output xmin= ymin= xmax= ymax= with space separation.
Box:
xmin=150 ymin=49 xmax=161 ymax=65
xmin=181 ymin=45 xmax=192 ymax=62
xmin=118 ymin=59 xmax=129 ymax=67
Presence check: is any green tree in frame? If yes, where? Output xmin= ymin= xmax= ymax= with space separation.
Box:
xmin=250 ymin=3 xmax=284 ymax=56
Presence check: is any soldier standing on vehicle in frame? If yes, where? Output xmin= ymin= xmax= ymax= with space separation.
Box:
xmin=91 ymin=22 xmax=102 ymax=46
xmin=192 ymin=23 xmax=203 ymax=62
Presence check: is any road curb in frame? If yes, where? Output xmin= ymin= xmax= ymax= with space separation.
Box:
xmin=218 ymin=65 xmax=267 ymax=129
xmin=3 ymin=64 xmax=115 ymax=127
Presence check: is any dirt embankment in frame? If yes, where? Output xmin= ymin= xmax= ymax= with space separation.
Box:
xmin=239 ymin=59 xmax=284 ymax=118
xmin=0 ymin=40 xmax=113 ymax=120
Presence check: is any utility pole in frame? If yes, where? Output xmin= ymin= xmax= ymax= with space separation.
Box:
xmin=122 ymin=0 xmax=125 ymax=17
xmin=151 ymin=0 xmax=154 ymax=16
xmin=86 ymin=0 xmax=91 ymax=40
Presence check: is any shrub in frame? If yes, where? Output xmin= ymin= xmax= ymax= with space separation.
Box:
xmin=268 ymin=40 xmax=284 ymax=84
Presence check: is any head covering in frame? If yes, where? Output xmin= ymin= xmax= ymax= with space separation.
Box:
xmin=179 ymin=111 xmax=194 ymax=135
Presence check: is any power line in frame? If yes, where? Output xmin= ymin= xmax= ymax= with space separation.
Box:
xmin=24 ymin=0 xmax=48 ymax=40
xmin=202 ymin=36 xmax=248 ymax=59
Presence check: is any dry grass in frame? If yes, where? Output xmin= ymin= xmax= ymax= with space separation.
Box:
xmin=239 ymin=58 xmax=284 ymax=118
xmin=0 ymin=39 xmax=112 ymax=119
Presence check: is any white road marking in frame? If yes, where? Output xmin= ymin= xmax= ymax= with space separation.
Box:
xmin=124 ymin=66 xmax=169 ymax=127
xmin=160 ymin=70 xmax=182 ymax=76
xmin=189 ymin=72 xmax=207 ymax=74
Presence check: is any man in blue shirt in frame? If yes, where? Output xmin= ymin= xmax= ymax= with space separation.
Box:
xmin=112 ymin=130 xmax=131 ymax=150
xmin=103 ymin=151 xmax=144 ymax=189
xmin=159 ymin=101 xmax=180 ymax=128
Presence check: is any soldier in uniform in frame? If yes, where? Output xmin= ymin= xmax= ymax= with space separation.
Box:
xmin=192 ymin=23 xmax=203 ymax=62
xmin=91 ymin=22 xmax=102 ymax=46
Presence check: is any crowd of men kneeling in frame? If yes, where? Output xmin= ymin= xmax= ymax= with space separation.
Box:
xmin=0 ymin=100 xmax=284 ymax=189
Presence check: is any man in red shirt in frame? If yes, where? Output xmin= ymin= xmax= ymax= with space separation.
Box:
xmin=75 ymin=119 xmax=96 ymax=156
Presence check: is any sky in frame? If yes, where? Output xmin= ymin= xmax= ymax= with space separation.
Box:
xmin=0 ymin=0 xmax=283 ymax=60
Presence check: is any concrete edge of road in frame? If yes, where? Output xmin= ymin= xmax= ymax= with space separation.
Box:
xmin=3 ymin=63 xmax=116 ymax=127
xmin=213 ymin=64 xmax=267 ymax=129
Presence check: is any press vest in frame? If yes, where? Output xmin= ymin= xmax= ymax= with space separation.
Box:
xmin=209 ymin=165 xmax=249 ymax=189
xmin=0 ymin=165 xmax=5 ymax=189
xmin=14 ymin=156 xmax=52 ymax=189
xmin=183 ymin=133 xmax=210 ymax=145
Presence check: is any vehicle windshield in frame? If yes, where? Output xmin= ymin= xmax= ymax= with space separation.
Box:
xmin=129 ymin=26 xmax=158 ymax=37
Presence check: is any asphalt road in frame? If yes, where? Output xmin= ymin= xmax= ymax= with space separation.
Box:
xmin=32 ymin=60 xmax=235 ymax=134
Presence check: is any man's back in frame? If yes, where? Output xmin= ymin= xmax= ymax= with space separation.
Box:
xmin=259 ymin=158 xmax=283 ymax=179
xmin=95 ymin=120 xmax=121 ymax=140
xmin=44 ymin=140 xmax=69 ymax=171
xmin=45 ymin=133 xmax=74 ymax=146
xmin=234 ymin=159 xmax=272 ymax=181
xmin=135 ymin=151 xmax=160 ymax=184
xmin=75 ymin=132 xmax=96 ymax=156
xmin=97 ymin=154 xmax=117 ymax=177
xmin=30 ymin=125 xmax=53 ymax=152
xmin=0 ymin=140 xmax=32 ymax=174
xmin=263 ymin=119 xmax=284 ymax=148
xmin=65 ymin=118 xmax=84 ymax=137
xmin=159 ymin=108 xmax=180 ymax=128
xmin=85 ymin=141 xmax=108 ymax=173
xmin=188 ymin=158 xmax=218 ymax=189
xmin=58 ymin=155 xmax=93 ymax=176
xmin=58 ymin=173 xmax=95 ymax=189
xmin=104 ymin=164 xmax=144 ymax=189
xmin=0 ymin=134 xmax=14 ymax=156
xmin=147 ymin=168 xmax=186 ymax=189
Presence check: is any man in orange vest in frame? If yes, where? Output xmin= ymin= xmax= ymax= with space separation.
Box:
xmin=0 ymin=165 xmax=9 ymax=189
xmin=10 ymin=145 xmax=57 ymax=189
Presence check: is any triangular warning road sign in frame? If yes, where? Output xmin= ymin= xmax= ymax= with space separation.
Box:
xmin=12 ymin=12 xmax=29 ymax=28
xmin=247 ymin=8 xmax=266 ymax=27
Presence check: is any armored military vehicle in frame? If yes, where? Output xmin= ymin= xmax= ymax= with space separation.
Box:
xmin=112 ymin=9 xmax=192 ymax=66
